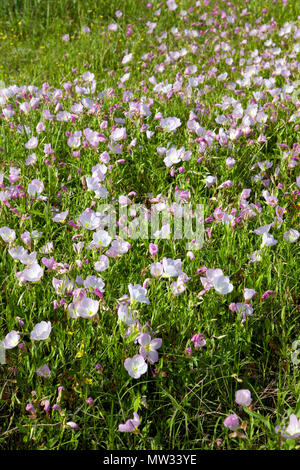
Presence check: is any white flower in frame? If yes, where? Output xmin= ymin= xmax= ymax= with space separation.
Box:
xmin=16 ymin=263 xmax=43 ymax=283
xmin=244 ymin=288 xmax=256 ymax=300
xmin=124 ymin=354 xmax=148 ymax=379
xmin=118 ymin=303 xmax=136 ymax=325
xmin=8 ymin=245 xmax=28 ymax=262
xmin=170 ymin=279 xmax=186 ymax=295
xmin=91 ymin=230 xmax=112 ymax=249
xmin=160 ymin=117 xmax=181 ymax=132
xmin=77 ymin=297 xmax=99 ymax=318
xmin=25 ymin=136 xmax=38 ymax=149
xmin=250 ymin=250 xmax=262 ymax=262
xmin=83 ymin=128 xmax=101 ymax=149
xmin=86 ymin=176 xmax=101 ymax=192
xmin=213 ymin=274 xmax=233 ymax=294
xmin=128 ymin=283 xmax=150 ymax=305
xmin=83 ymin=275 xmax=105 ymax=293
xmin=3 ymin=330 xmax=20 ymax=349
xmin=0 ymin=226 xmax=16 ymax=242
xmin=153 ymin=224 xmax=170 ymax=239
xmin=284 ymin=229 xmax=299 ymax=243
xmin=106 ymin=239 xmax=131 ymax=258
xmin=19 ymin=251 xmax=37 ymax=266
xmin=202 ymin=269 xmax=233 ymax=294
xmin=261 ymin=232 xmax=278 ymax=247
xmin=252 ymin=224 xmax=273 ymax=235
xmin=78 ymin=210 xmax=101 ymax=230
xmin=68 ymin=301 xmax=81 ymax=319
xmin=67 ymin=135 xmax=81 ymax=148
xmin=51 ymin=210 xmax=69 ymax=223
xmin=163 ymin=147 xmax=181 ymax=167
xmin=205 ymin=175 xmax=217 ymax=188
xmin=27 ymin=179 xmax=44 ymax=197
xmin=235 ymin=389 xmax=252 ymax=406
xmin=94 ymin=255 xmax=109 ymax=272
xmin=120 ymin=73 xmax=131 ymax=85
xmin=150 ymin=262 xmax=163 ymax=278
xmin=110 ymin=127 xmax=127 ymax=141
xmin=280 ymin=414 xmax=300 ymax=439
xmin=162 ymin=258 xmax=182 ymax=277
xmin=92 ymin=163 xmax=107 ymax=182
xmin=31 ymin=230 xmax=43 ymax=241
xmin=30 ymin=321 xmax=52 ymax=341
xmin=122 ymin=53 xmax=133 ymax=65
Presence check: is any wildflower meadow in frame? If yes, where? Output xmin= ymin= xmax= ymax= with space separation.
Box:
xmin=0 ymin=0 xmax=299 ymax=452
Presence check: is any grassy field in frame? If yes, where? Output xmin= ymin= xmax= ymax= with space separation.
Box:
xmin=0 ymin=0 xmax=299 ymax=451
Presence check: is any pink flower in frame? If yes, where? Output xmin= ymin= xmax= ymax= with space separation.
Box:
xmin=26 ymin=403 xmax=36 ymax=414
xmin=191 ymin=333 xmax=206 ymax=349
xmin=110 ymin=127 xmax=127 ymax=141
xmin=262 ymin=290 xmax=275 ymax=301
xmin=66 ymin=421 xmax=79 ymax=430
xmin=150 ymin=262 xmax=163 ymax=278
xmin=86 ymin=397 xmax=94 ymax=406
xmin=149 ymin=243 xmax=158 ymax=257
xmin=223 ymin=414 xmax=239 ymax=430
xmin=27 ymin=179 xmax=44 ymax=197
xmin=119 ymin=412 xmax=140 ymax=432
xmin=42 ymin=399 xmax=50 ymax=412
xmin=138 ymin=333 xmax=162 ymax=364
xmin=167 ymin=0 xmax=178 ymax=11
xmin=226 ymin=157 xmax=236 ymax=168
xmin=235 ymin=389 xmax=252 ymax=406
xmin=108 ymin=23 xmax=118 ymax=32
xmin=36 ymin=364 xmax=51 ymax=378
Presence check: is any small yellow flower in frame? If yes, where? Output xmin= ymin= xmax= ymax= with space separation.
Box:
xmin=76 ymin=344 xmax=85 ymax=358
xmin=85 ymin=378 xmax=93 ymax=385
